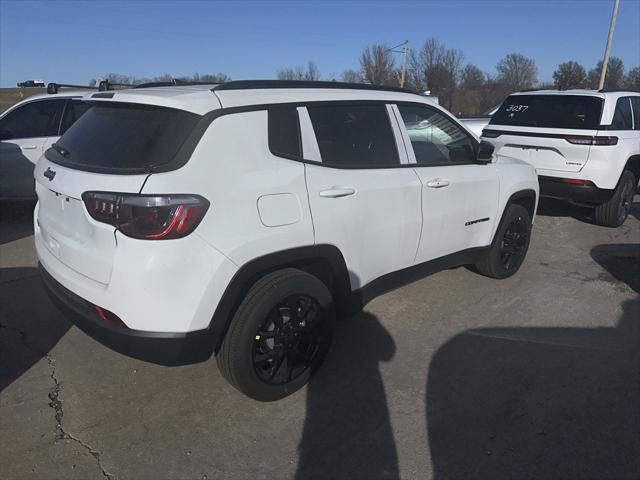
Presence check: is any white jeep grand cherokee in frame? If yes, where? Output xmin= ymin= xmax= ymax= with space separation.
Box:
xmin=35 ymin=80 xmax=538 ymax=401
xmin=483 ymin=90 xmax=640 ymax=227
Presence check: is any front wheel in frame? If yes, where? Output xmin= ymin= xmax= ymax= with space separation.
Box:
xmin=473 ymin=204 xmax=532 ymax=279
xmin=217 ymin=268 xmax=335 ymax=401
xmin=594 ymin=170 xmax=636 ymax=227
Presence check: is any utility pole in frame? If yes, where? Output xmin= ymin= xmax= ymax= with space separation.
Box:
xmin=599 ymin=0 xmax=620 ymax=90
xmin=387 ymin=40 xmax=409 ymax=88
xmin=400 ymin=42 xmax=408 ymax=88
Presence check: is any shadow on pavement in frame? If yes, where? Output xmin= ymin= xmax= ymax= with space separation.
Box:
xmin=427 ymin=243 xmax=640 ymax=479
xmin=0 ymin=267 xmax=71 ymax=392
xmin=296 ymin=312 xmax=398 ymax=479
xmin=0 ymin=200 xmax=35 ymax=245
xmin=536 ymin=197 xmax=595 ymax=224
xmin=537 ymin=196 xmax=640 ymax=226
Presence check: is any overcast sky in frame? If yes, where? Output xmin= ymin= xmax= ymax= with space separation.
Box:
xmin=1 ymin=0 xmax=639 ymax=87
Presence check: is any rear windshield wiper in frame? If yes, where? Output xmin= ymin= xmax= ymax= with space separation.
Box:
xmin=52 ymin=143 xmax=71 ymax=158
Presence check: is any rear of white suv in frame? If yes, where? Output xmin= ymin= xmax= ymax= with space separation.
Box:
xmin=483 ymin=91 xmax=640 ymax=226
xmin=36 ymin=81 xmax=538 ymax=401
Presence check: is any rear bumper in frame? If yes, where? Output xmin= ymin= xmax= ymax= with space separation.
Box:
xmin=40 ymin=263 xmax=215 ymax=366
xmin=538 ymin=176 xmax=614 ymax=206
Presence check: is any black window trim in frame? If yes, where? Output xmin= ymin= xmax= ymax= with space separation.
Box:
xmin=251 ymin=99 xmax=479 ymax=170
xmin=44 ymin=98 xmax=480 ymax=175
xmin=267 ymin=106 xmax=303 ymax=161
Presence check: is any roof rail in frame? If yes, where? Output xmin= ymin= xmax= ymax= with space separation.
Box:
xmin=47 ymin=83 xmax=99 ymax=94
xmin=212 ymin=80 xmax=416 ymax=94
xmin=98 ymin=80 xmax=133 ymax=91
xmin=133 ymin=79 xmax=219 ymax=89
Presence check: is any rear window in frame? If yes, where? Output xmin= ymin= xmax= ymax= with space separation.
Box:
xmin=490 ymin=95 xmax=603 ymax=130
xmin=46 ymin=102 xmax=201 ymax=173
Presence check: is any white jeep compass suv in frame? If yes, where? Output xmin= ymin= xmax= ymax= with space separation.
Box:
xmin=483 ymin=90 xmax=640 ymax=227
xmin=35 ymin=80 xmax=538 ymax=401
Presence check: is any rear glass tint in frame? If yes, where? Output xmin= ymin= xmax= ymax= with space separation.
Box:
xmin=47 ymin=102 xmax=200 ymax=173
xmin=490 ymin=95 xmax=603 ymax=129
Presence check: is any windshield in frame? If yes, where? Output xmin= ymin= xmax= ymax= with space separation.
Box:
xmin=46 ymin=102 xmax=200 ymax=173
xmin=490 ymin=95 xmax=603 ymax=129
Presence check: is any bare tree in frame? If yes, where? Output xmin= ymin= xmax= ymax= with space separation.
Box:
xmin=277 ymin=61 xmax=321 ymax=81
xmin=341 ymin=69 xmax=363 ymax=83
xmin=495 ymin=53 xmax=538 ymax=92
xmin=453 ymin=64 xmax=486 ymax=115
xmin=553 ymin=61 xmax=587 ymax=90
xmin=588 ymin=56 xmax=625 ymax=89
xmin=406 ymin=38 xmax=463 ymax=109
xmin=360 ymin=44 xmax=395 ymax=85
xmin=625 ymin=66 xmax=640 ymax=91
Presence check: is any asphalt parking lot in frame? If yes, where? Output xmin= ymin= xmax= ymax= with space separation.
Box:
xmin=1 ymin=199 xmax=638 ymax=480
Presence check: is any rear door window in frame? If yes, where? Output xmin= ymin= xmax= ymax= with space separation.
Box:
xmin=60 ymin=100 xmax=92 ymax=135
xmin=307 ymin=104 xmax=400 ymax=167
xmin=47 ymin=102 xmax=201 ymax=173
xmin=611 ymin=97 xmax=633 ymax=130
xmin=0 ymin=99 xmax=66 ymax=139
xmin=490 ymin=95 xmax=603 ymax=129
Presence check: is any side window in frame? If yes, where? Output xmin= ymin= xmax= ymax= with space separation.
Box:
xmin=268 ymin=107 xmax=302 ymax=158
xmin=397 ymin=105 xmax=476 ymax=165
xmin=611 ymin=97 xmax=632 ymax=130
xmin=60 ymin=100 xmax=91 ymax=135
xmin=0 ymin=99 xmax=65 ymax=140
xmin=631 ymin=97 xmax=640 ymax=131
xmin=307 ymin=104 xmax=399 ymax=167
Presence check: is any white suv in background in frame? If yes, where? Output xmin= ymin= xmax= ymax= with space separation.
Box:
xmin=0 ymin=83 xmax=93 ymax=200
xmin=483 ymin=90 xmax=640 ymax=227
xmin=36 ymin=80 xmax=538 ymax=401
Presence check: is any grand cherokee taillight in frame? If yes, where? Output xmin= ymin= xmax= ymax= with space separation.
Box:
xmin=81 ymin=192 xmax=209 ymax=240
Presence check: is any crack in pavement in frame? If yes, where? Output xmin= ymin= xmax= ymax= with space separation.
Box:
xmin=0 ymin=322 xmax=115 ymax=480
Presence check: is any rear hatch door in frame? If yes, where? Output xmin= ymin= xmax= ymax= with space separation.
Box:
xmin=35 ymin=101 xmax=202 ymax=284
xmin=484 ymin=94 xmax=603 ymax=173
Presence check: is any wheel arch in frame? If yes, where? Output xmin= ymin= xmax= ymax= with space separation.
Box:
xmin=208 ymin=245 xmax=352 ymax=353
xmin=492 ymin=189 xmax=537 ymax=243
xmin=508 ymin=189 xmax=537 ymax=220
xmin=624 ymin=155 xmax=640 ymax=188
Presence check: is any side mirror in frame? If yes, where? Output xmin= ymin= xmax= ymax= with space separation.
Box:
xmin=0 ymin=129 xmax=13 ymax=141
xmin=476 ymin=140 xmax=494 ymax=163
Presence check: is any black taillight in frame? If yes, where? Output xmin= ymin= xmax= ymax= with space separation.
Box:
xmin=564 ymin=135 xmax=618 ymax=146
xmin=481 ymin=129 xmax=501 ymax=138
xmin=82 ymin=192 xmax=209 ymax=240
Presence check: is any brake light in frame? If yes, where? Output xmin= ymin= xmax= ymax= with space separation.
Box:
xmin=560 ymin=178 xmax=594 ymax=186
xmin=94 ymin=305 xmax=127 ymax=329
xmin=564 ymin=135 xmax=618 ymax=146
xmin=82 ymin=192 xmax=209 ymax=240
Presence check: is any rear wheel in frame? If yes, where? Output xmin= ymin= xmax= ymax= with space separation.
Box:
xmin=217 ymin=268 xmax=335 ymax=401
xmin=594 ymin=170 xmax=635 ymax=227
xmin=473 ymin=204 xmax=532 ymax=279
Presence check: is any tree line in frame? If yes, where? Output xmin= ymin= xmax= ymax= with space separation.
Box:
xmin=89 ymin=38 xmax=639 ymax=116
xmin=277 ymin=38 xmax=640 ymax=116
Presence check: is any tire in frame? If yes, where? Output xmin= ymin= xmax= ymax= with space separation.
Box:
xmin=594 ymin=170 xmax=636 ymax=228
xmin=217 ymin=268 xmax=335 ymax=401
xmin=473 ymin=204 xmax=532 ymax=279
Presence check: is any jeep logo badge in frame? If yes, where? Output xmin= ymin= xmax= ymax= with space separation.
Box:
xmin=44 ymin=167 xmax=56 ymax=181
